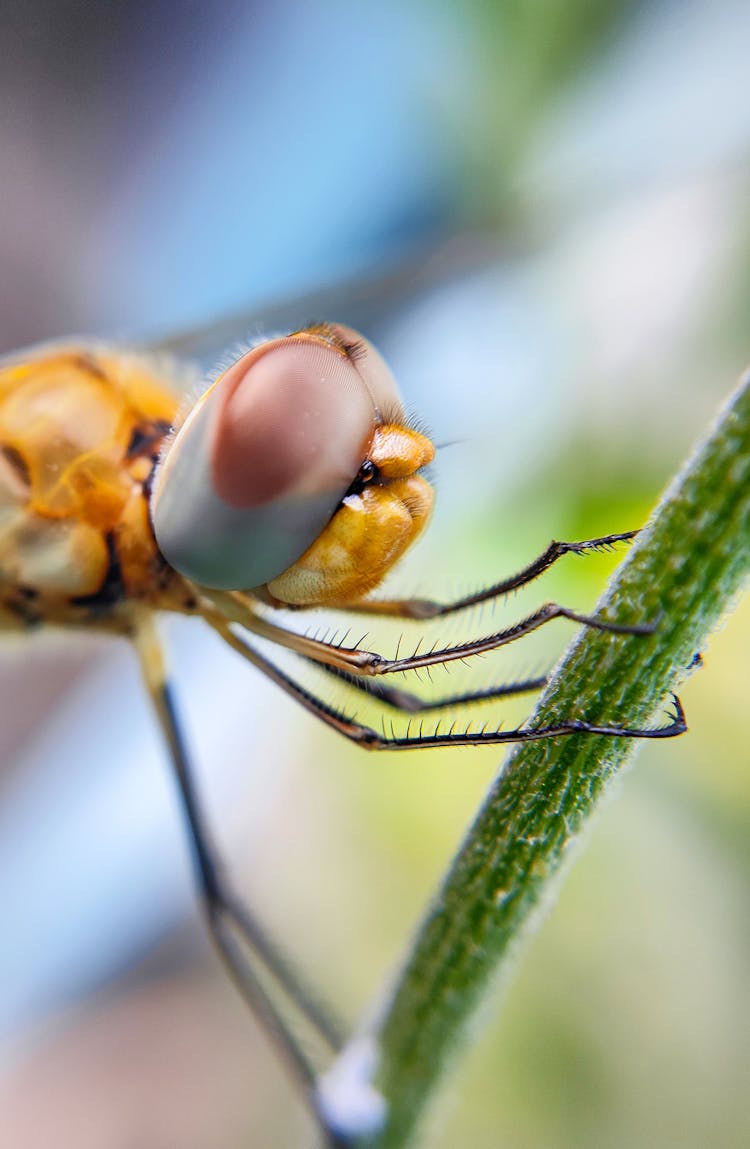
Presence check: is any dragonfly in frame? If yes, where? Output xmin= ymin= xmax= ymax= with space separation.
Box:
xmin=0 ymin=320 xmax=686 ymax=1146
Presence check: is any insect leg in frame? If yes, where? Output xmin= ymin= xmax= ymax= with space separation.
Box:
xmin=204 ymin=593 xmax=653 ymax=678
xmin=311 ymin=663 xmax=548 ymax=713
xmin=330 ymin=532 xmax=640 ymax=619
xmin=131 ymin=610 xmax=348 ymax=1133
xmin=207 ymin=615 xmax=687 ymax=750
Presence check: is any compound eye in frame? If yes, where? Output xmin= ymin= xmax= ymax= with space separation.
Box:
xmin=152 ymin=335 xmax=377 ymax=589
xmin=212 ymin=338 xmax=376 ymax=508
xmin=326 ymin=323 xmax=402 ymax=417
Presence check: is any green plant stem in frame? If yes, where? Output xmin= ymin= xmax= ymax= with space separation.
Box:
xmin=365 ymin=370 xmax=750 ymax=1149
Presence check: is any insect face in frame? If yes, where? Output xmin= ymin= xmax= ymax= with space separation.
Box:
xmin=151 ymin=324 xmax=435 ymax=603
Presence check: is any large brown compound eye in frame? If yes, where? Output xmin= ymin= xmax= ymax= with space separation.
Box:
xmin=151 ymin=333 xmax=378 ymax=590
xmin=212 ymin=339 xmax=377 ymax=509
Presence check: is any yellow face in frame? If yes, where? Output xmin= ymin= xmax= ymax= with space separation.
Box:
xmin=267 ymin=421 xmax=434 ymax=606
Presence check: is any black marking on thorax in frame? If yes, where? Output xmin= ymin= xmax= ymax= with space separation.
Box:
xmin=126 ymin=419 xmax=172 ymax=461
xmin=3 ymin=585 xmax=42 ymax=628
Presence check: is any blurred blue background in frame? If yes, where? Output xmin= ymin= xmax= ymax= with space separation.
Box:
xmin=0 ymin=0 xmax=467 ymax=346
xmin=0 ymin=2 xmax=748 ymax=1147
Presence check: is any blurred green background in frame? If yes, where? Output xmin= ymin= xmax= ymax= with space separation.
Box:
xmin=0 ymin=2 xmax=748 ymax=1147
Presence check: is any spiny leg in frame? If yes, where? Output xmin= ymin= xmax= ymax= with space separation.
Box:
xmin=131 ymin=609 xmax=350 ymax=1138
xmin=314 ymin=662 xmax=548 ymax=713
xmin=327 ymin=531 xmax=640 ymax=619
xmin=208 ymin=615 xmax=687 ymax=750
xmin=206 ymin=590 xmax=654 ymax=679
